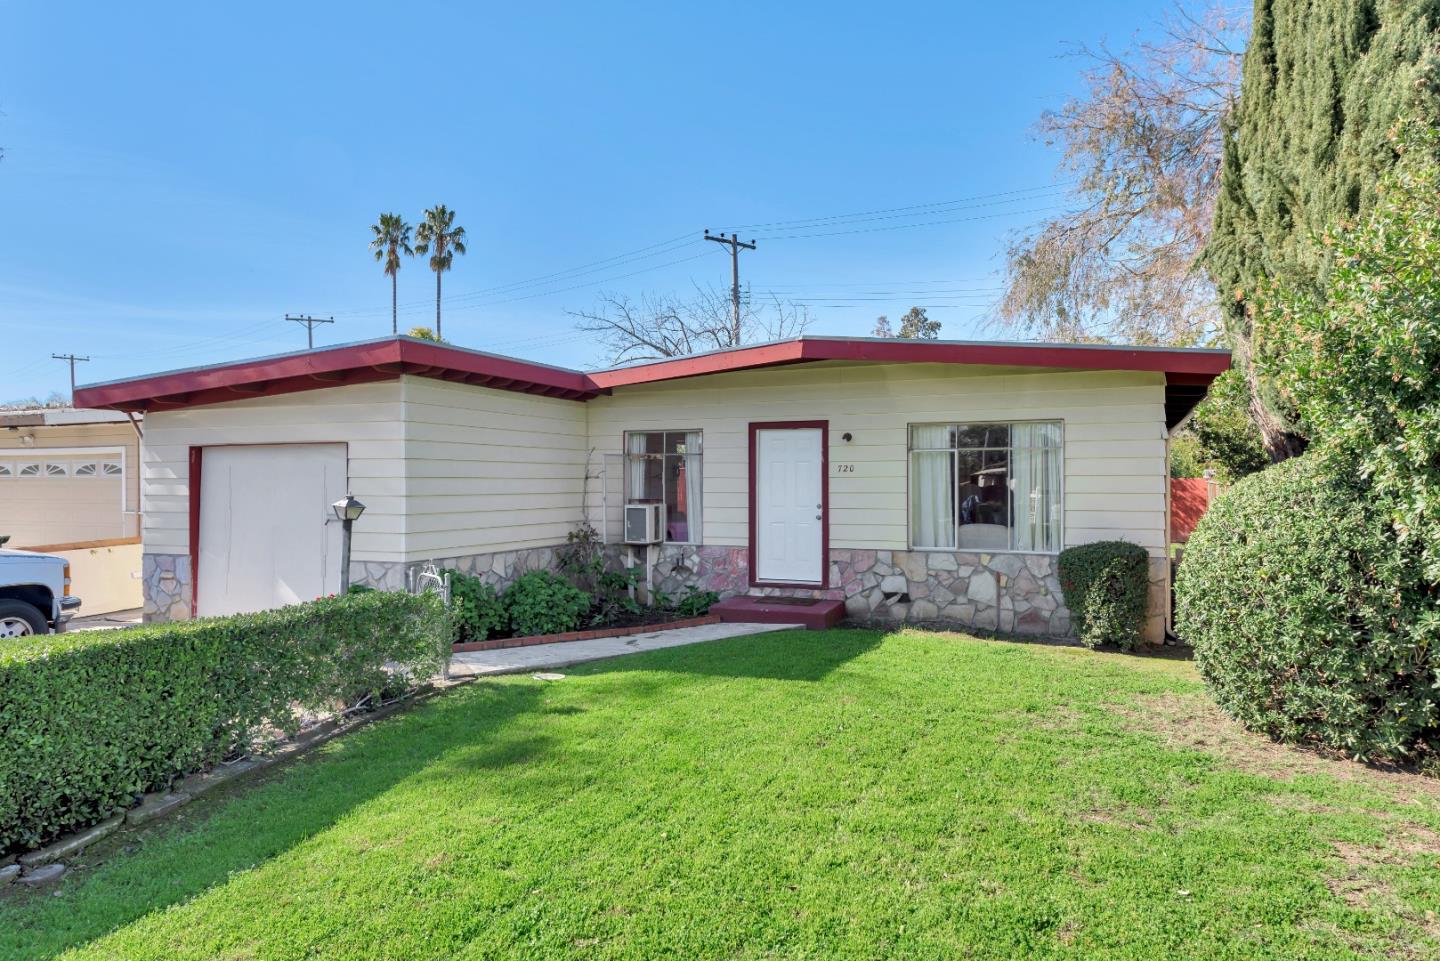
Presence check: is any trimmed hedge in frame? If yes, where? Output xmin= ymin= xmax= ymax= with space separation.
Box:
xmin=1175 ymin=455 xmax=1440 ymax=762
xmin=0 ymin=590 xmax=447 ymax=853
xmin=1057 ymin=541 xmax=1151 ymax=651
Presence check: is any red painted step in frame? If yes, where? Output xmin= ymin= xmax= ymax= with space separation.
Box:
xmin=710 ymin=594 xmax=846 ymax=630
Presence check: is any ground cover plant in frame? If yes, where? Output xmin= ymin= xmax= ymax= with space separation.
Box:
xmin=445 ymin=526 xmax=720 ymax=645
xmin=3 ymin=629 xmax=1437 ymax=960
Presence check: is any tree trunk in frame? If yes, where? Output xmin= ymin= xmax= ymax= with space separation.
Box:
xmin=435 ymin=269 xmax=442 ymax=340
xmin=391 ymin=272 xmax=398 ymax=335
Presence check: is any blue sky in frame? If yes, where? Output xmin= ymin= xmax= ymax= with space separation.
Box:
xmin=0 ymin=0 xmax=1162 ymax=401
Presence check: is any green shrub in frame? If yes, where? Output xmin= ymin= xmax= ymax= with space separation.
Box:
xmin=0 ymin=591 xmax=447 ymax=853
xmin=444 ymin=568 xmax=506 ymax=643
xmin=1056 ymin=541 xmax=1151 ymax=651
xmin=591 ymin=568 xmax=642 ymax=625
xmin=670 ymin=586 xmax=719 ymax=618
xmin=503 ymin=570 xmax=592 ymax=637
xmin=556 ymin=522 xmax=605 ymax=592
xmin=1258 ymin=124 xmax=1440 ymax=579
xmin=1175 ymin=455 xmax=1440 ymax=762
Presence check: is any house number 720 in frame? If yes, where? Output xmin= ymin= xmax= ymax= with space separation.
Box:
xmin=835 ymin=464 xmax=855 ymax=473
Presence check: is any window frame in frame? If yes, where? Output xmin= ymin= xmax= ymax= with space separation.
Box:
xmin=906 ymin=419 xmax=1065 ymax=555
xmin=623 ymin=429 xmax=704 ymax=545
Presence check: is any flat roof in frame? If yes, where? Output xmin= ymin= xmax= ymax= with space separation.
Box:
xmin=0 ymin=407 xmax=137 ymax=428
xmin=73 ymin=334 xmax=1230 ymax=428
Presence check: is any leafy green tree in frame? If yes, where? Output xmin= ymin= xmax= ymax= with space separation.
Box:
xmin=368 ymin=213 xmax=413 ymax=335
xmin=407 ymin=326 xmax=442 ymax=342
xmin=895 ymin=306 xmax=941 ymax=339
xmin=1168 ymin=367 xmax=1268 ymax=482
xmin=1259 ymin=123 xmax=1440 ymax=579
xmin=413 ymin=205 xmax=467 ymax=340
xmin=871 ymin=309 xmax=941 ymax=339
xmin=1204 ymin=0 xmax=1440 ymax=458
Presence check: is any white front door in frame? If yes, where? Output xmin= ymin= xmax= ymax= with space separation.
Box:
xmin=754 ymin=427 xmax=824 ymax=584
xmin=198 ymin=444 xmax=347 ymax=616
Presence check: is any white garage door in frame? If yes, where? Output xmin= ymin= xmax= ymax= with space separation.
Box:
xmin=198 ymin=444 xmax=347 ymax=617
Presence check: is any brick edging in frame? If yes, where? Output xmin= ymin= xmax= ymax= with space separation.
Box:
xmin=451 ymin=614 xmax=721 ymax=653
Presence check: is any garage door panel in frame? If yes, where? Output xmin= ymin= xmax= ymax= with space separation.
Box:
xmin=198 ymin=444 xmax=346 ymax=617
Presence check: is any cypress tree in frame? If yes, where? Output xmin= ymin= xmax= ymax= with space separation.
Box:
xmin=1205 ymin=0 xmax=1440 ymax=458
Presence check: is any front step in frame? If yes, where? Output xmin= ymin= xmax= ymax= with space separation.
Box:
xmin=710 ymin=595 xmax=846 ymax=630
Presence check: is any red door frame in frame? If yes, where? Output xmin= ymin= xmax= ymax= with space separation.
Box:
xmin=748 ymin=420 xmax=830 ymax=589
xmin=187 ymin=446 xmax=202 ymax=617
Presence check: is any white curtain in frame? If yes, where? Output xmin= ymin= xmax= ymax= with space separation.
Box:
xmin=626 ymin=433 xmax=648 ymax=500
xmin=684 ymin=431 xmax=703 ymax=543
xmin=910 ymin=425 xmax=955 ymax=548
xmin=1011 ymin=423 xmax=1061 ymax=551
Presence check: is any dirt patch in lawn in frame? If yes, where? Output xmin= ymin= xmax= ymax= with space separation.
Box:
xmin=1323 ymin=826 xmax=1440 ymax=954
xmin=1113 ymin=691 xmax=1440 ymax=805
xmin=1116 ymin=692 xmax=1440 ymax=949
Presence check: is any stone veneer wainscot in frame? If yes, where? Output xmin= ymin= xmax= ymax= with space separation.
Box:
xmin=643 ymin=544 xmax=1081 ymax=636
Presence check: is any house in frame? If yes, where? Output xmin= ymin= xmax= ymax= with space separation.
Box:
xmin=72 ymin=335 xmax=1229 ymax=640
xmin=0 ymin=406 xmax=144 ymax=614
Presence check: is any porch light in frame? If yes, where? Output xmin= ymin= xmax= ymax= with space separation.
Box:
xmin=332 ymin=494 xmax=366 ymax=593
xmin=332 ymin=494 xmax=366 ymax=523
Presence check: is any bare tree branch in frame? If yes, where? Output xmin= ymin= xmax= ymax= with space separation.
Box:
xmin=571 ymin=284 xmax=812 ymax=365
xmin=994 ymin=1 xmax=1247 ymax=346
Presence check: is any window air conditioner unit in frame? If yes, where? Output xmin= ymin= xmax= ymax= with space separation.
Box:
xmin=623 ymin=502 xmax=663 ymax=545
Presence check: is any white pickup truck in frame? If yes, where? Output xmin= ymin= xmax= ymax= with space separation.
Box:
xmin=0 ymin=548 xmax=83 ymax=637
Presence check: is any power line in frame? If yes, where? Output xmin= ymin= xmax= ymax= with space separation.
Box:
xmin=726 ymin=181 xmax=1075 ymax=232
xmin=51 ymin=353 xmax=90 ymax=400
xmin=753 ymin=204 xmax=1071 ymax=241
xmin=285 ymin=314 xmax=334 ymax=349
xmin=703 ymin=231 xmax=757 ymax=342
xmin=330 ymin=232 xmax=701 ymax=318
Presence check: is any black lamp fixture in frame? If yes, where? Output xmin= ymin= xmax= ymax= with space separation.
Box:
xmin=331 ymin=494 xmax=366 ymax=593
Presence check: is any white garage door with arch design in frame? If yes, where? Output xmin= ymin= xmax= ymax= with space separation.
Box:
xmin=197 ymin=444 xmax=347 ymax=617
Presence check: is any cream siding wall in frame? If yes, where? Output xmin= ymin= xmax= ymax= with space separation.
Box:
xmin=398 ymin=376 xmax=588 ymax=561
xmin=0 ymin=421 xmax=140 ymax=546
xmin=585 ymin=363 xmax=1169 ymax=557
xmin=138 ymin=363 xmax=1168 ymax=587
xmin=141 ymin=382 xmax=406 ymax=562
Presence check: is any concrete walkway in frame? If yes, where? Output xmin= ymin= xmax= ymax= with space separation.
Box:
xmin=447 ymin=621 xmax=801 ymax=677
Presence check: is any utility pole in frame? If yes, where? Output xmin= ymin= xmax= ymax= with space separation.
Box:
xmin=51 ymin=353 xmax=90 ymax=402
xmin=285 ymin=314 xmax=334 ymax=350
xmin=704 ymin=230 xmax=757 ymax=345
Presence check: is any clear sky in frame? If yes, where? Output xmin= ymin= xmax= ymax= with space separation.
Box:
xmin=0 ymin=0 xmax=1162 ymax=402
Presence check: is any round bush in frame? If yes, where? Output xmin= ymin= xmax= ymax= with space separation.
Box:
xmin=1175 ymin=454 xmax=1439 ymax=762
xmin=1057 ymin=541 xmax=1152 ymax=651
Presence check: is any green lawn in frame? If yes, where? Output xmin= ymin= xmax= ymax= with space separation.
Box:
xmin=3 ymin=629 xmax=1438 ymax=960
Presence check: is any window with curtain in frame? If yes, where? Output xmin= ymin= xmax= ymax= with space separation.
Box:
xmin=624 ymin=430 xmax=702 ymax=544
xmin=909 ymin=422 xmax=1062 ymax=552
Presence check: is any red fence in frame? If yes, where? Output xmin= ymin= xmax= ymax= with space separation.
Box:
xmin=1170 ymin=478 xmax=1215 ymax=544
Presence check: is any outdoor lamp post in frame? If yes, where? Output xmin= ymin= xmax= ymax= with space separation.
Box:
xmin=331 ymin=494 xmax=366 ymax=594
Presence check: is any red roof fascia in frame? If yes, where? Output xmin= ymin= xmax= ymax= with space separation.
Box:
xmin=588 ymin=338 xmax=1230 ymax=389
xmin=74 ymin=339 xmax=600 ymax=412
xmin=73 ymin=336 xmax=1230 ymax=415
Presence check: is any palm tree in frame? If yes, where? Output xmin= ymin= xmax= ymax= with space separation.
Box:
xmin=413 ymin=205 xmax=467 ymax=340
xmin=369 ymin=213 xmax=414 ymax=335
